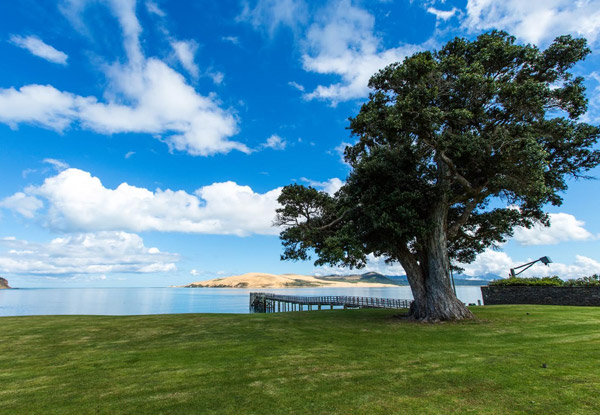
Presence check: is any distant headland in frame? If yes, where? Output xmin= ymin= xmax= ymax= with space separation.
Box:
xmin=182 ymin=271 xmax=494 ymax=288
xmin=182 ymin=272 xmax=402 ymax=288
xmin=0 ymin=277 xmax=11 ymax=289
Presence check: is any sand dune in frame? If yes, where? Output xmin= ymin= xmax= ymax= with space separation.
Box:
xmin=183 ymin=272 xmax=397 ymax=288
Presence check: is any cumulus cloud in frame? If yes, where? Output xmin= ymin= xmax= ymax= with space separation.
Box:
xmin=222 ymin=36 xmax=240 ymax=45
xmin=460 ymin=250 xmax=600 ymax=280
xmin=0 ymin=192 xmax=43 ymax=218
xmin=459 ymin=250 xmax=514 ymax=277
xmin=261 ymin=134 xmax=287 ymax=150
xmin=238 ymin=0 xmax=308 ymax=35
xmin=43 ymin=158 xmax=69 ymax=172
xmin=316 ymin=250 xmax=600 ymax=281
xmin=0 ymin=231 xmax=178 ymax=276
xmin=463 ymin=0 xmax=600 ymax=47
xmin=288 ymin=81 xmax=305 ymax=92
xmin=300 ymin=177 xmax=343 ymax=195
xmin=314 ymin=253 xmax=406 ymax=276
xmin=9 ymin=35 xmax=68 ymax=65
xmin=1 ymin=168 xmax=282 ymax=236
xmin=427 ymin=7 xmax=459 ymax=23
xmin=241 ymin=0 xmax=418 ymax=104
xmin=513 ymin=213 xmax=597 ymax=245
xmin=0 ymin=0 xmax=246 ymax=156
xmin=170 ymin=39 xmax=200 ymax=78
xmin=145 ymin=0 xmax=165 ymax=17
xmin=582 ymin=71 xmax=600 ymax=124
xmin=301 ymin=0 xmax=419 ymax=104
xmin=0 ymin=84 xmax=82 ymax=131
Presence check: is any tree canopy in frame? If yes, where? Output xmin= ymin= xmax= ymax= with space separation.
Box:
xmin=275 ymin=31 xmax=600 ymax=321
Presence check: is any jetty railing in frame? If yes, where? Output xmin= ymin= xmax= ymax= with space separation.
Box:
xmin=249 ymin=292 xmax=411 ymax=313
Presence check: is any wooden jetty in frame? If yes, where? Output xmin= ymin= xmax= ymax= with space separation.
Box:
xmin=249 ymin=292 xmax=412 ymax=313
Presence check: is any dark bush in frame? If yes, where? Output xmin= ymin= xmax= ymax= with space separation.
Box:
xmin=563 ymin=274 xmax=600 ymax=286
xmin=488 ymin=276 xmax=564 ymax=286
xmin=489 ymin=274 xmax=600 ymax=287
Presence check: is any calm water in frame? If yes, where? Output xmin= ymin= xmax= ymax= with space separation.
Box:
xmin=0 ymin=286 xmax=484 ymax=316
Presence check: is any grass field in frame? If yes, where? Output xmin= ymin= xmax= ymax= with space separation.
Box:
xmin=1 ymin=306 xmax=599 ymax=414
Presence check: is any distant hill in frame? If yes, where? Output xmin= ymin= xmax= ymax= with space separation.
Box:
xmin=372 ymin=272 xmax=501 ymax=286
xmin=316 ymin=272 xmax=402 ymax=285
xmin=183 ymin=271 xmax=499 ymax=289
xmin=0 ymin=277 xmax=10 ymax=289
xmin=183 ymin=272 xmax=400 ymax=288
xmin=453 ymin=273 xmax=502 ymax=285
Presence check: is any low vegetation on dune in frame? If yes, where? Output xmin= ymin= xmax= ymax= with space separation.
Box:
xmin=1 ymin=306 xmax=599 ymax=414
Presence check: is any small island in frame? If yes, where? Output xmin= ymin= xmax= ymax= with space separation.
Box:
xmin=0 ymin=277 xmax=11 ymax=289
xmin=183 ymin=272 xmax=402 ymax=288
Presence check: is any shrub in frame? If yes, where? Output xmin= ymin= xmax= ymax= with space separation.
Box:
xmin=488 ymin=276 xmax=564 ymax=286
xmin=563 ymin=274 xmax=600 ymax=286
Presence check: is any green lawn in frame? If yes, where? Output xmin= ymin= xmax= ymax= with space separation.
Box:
xmin=1 ymin=306 xmax=599 ymax=415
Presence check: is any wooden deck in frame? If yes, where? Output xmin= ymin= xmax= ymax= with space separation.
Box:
xmin=249 ymin=292 xmax=412 ymax=313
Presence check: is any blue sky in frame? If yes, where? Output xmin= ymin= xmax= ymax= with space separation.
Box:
xmin=1 ymin=0 xmax=600 ymax=287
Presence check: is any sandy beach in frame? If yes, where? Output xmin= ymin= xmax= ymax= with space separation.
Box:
xmin=183 ymin=272 xmax=399 ymax=288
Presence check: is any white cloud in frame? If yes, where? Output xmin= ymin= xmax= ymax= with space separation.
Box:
xmin=208 ymin=71 xmax=225 ymax=85
xmin=314 ymin=251 xmax=599 ymax=280
xmin=43 ymin=158 xmax=69 ymax=172
xmin=0 ymin=0 xmax=246 ymax=156
xmin=427 ymin=7 xmax=458 ymax=22
xmin=582 ymin=71 xmax=600 ymax=124
xmin=0 ymin=231 xmax=178 ymax=276
xmin=125 ymin=151 xmax=135 ymax=159
xmin=0 ymin=192 xmax=43 ymax=218
xmin=330 ymin=141 xmax=352 ymax=165
xmin=222 ymin=36 xmax=240 ymax=45
xmin=261 ymin=134 xmax=287 ymax=150
xmin=301 ymin=1 xmax=420 ymax=104
xmin=241 ymin=0 xmax=420 ymax=104
xmin=1 ymin=168 xmax=282 ymax=236
xmin=460 ymin=250 xmax=600 ymax=280
xmin=145 ymin=0 xmax=165 ymax=17
xmin=238 ymin=0 xmax=308 ymax=35
xmin=314 ymin=253 xmax=405 ymax=276
xmin=190 ymin=269 xmax=200 ymax=276
xmin=170 ymin=39 xmax=199 ymax=78
xmin=463 ymin=0 xmax=600 ymax=47
xmin=459 ymin=250 xmax=514 ymax=277
xmin=0 ymin=61 xmax=244 ymax=157
xmin=9 ymin=35 xmax=68 ymax=65
xmin=288 ymin=81 xmax=305 ymax=92
xmin=300 ymin=177 xmax=343 ymax=195
xmin=513 ymin=213 xmax=597 ymax=245
xmin=0 ymin=84 xmax=82 ymax=131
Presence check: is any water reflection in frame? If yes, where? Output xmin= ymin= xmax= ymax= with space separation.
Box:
xmin=0 ymin=286 xmax=484 ymax=316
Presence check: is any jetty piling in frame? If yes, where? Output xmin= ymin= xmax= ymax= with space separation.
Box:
xmin=249 ymin=292 xmax=411 ymax=313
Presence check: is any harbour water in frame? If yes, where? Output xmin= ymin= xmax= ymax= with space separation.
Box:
xmin=0 ymin=286 xmax=484 ymax=316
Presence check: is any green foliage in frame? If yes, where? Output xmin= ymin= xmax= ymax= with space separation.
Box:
xmin=276 ymin=31 xmax=600 ymax=271
xmin=489 ymin=276 xmax=564 ymax=286
xmin=490 ymin=274 xmax=600 ymax=286
xmin=564 ymin=274 xmax=600 ymax=286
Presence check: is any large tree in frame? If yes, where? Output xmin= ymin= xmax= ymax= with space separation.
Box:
xmin=275 ymin=31 xmax=600 ymax=321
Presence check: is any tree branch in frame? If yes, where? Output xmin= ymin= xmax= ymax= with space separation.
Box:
xmin=438 ymin=151 xmax=476 ymax=192
xmin=316 ymin=208 xmax=351 ymax=231
xmin=448 ymin=199 xmax=479 ymax=238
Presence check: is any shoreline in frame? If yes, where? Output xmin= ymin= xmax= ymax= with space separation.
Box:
xmin=180 ymin=282 xmax=405 ymax=289
xmin=181 ymin=271 xmax=409 ymax=289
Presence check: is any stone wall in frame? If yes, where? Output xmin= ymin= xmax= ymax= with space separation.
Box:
xmin=481 ymin=286 xmax=600 ymax=306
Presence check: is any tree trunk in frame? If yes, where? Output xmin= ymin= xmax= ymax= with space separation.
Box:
xmin=402 ymin=203 xmax=474 ymax=322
